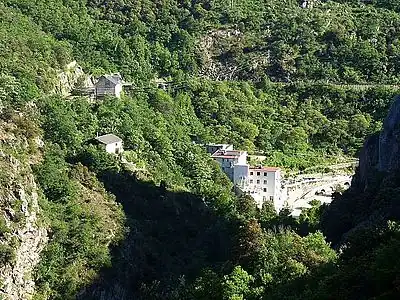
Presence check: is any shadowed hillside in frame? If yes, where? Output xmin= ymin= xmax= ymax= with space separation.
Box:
xmin=77 ymin=169 xmax=235 ymax=300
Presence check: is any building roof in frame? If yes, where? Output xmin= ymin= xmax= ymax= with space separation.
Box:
xmin=249 ymin=166 xmax=280 ymax=172
xmin=211 ymin=149 xmax=246 ymax=159
xmin=207 ymin=143 xmax=232 ymax=147
xmin=99 ymin=74 xmax=123 ymax=85
xmin=95 ymin=134 xmax=122 ymax=145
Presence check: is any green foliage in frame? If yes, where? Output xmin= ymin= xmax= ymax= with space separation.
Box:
xmin=0 ymin=244 xmax=15 ymax=266
xmin=0 ymin=4 xmax=70 ymax=94
xmin=34 ymin=147 xmax=75 ymax=203
xmin=0 ymin=217 xmax=9 ymax=237
xmin=221 ymin=266 xmax=254 ymax=300
xmin=235 ymin=195 xmax=259 ymax=220
xmin=297 ymin=200 xmax=325 ymax=235
xmin=267 ymin=221 xmax=400 ymax=300
xmin=34 ymin=149 xmax=125 ymax=299
xmin=186 ymin=80 xmax=397 ymax=169
xmin=2 ymin=0 xmax=400 ymax=299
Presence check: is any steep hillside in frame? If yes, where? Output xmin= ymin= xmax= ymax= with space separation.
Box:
xmin=5 ymin=0 xmax=400 ymax=84
xmin=0 ymin=5 xmax=126 ymax=299
xmin=2 ymin=0 xmax=400 ymax=299
xmin=258 ymin=95 xmax=400 ymax=300
xmin=322 ymin=95 xmax=400 ymax=244
xmin=0 ymin=105 xmax=46 ymax=300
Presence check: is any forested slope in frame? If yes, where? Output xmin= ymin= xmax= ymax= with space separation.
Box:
xmin=0 ymin=0 xmax=400 ymax=299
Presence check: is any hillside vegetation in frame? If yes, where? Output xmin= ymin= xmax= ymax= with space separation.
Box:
xmin=0 ymin=0 xmax=400 ymax=299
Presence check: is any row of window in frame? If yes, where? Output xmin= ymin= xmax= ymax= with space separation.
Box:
xmin=250 ymin=171 xmax=269 ymax=176
xmin=249 ymin=179 xmax=268 ymax=185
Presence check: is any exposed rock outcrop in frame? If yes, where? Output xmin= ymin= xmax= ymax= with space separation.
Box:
xmin=378 ymin=95 xmax=400 ymax=172
xmin=356 ymin=95 xmax=400 ymax=189
xmin=198 ymin=29 xmax=269 ymax=81
xmin=0 ymin=176 xmax=47 ymax=300
xmin=0 ymin=117 xmax=47 ymax=300
xmin=323 ymin=95 xmax=400 ymax=244
xmin=54 ymin=61 xmax=94 ymax=96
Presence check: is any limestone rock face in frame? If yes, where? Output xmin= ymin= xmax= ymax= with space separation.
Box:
xmin=356 ymin=133 xmax=379 ymax=189
xmin=0 ymin=177 xmax=48 ymax=300
xmin=0 ymin=118 xmax=47 ymax=300
xmin=356 ymin=95 xmax=400 ymax=189
xmin=323 ymin=95 xmax=400 ymax=244
xmin=54 ymin=61 xmax=94 ymax=96
xmin=378 ymin=95 xmax=400 ymax=172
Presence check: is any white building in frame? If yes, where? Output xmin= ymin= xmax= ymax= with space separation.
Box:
xmin=237 ymin=166 xmax=283 ymax=212
xmin=210 ymin=146 xmax=284 ymax=212
xmin=211 ymin=149 xmax=247 ymax=181
xmin=95 ymin=134 xmax=124 ymax=155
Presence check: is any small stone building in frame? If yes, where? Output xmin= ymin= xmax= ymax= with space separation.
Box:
xmin=95 ymin=74 xmax=124 ymax=99
xmin=95 ymin=134 xmax=124 ymax=154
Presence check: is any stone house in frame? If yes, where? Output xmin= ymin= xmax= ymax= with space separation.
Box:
xmin=95 ymin=74 xmax=124 ymax=99
xmin=95 ymin=134 xmax=124 ymax=155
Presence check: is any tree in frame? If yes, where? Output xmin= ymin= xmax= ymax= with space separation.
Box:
xmin=221 ymin=266 xmax=253 ymax=300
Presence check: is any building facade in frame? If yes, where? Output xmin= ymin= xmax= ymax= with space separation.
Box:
xmin=238 ymin=166 xmax=283 ymax=211
xmin=95 ymin=134 xmax=124 ymax=155
xmin=95 ymin=74 xmax=123 ymax=99
xmin=211 ymin=149 xmax=247 ymax=181
xmin=210 ymin=146 xmax=284 ymax=212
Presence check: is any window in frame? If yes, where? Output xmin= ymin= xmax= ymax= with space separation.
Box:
xmin=250 ymin=179 xmax=253 ymax=184
xmin=263 ymin=188 xmax=267 ymax=192
xmin=264 ymin=180 xmax=267 ymax=184
xmin=257 ymin=172 xmax=260 ymax=176
xmin=270 ymin=196 xmax=274 ymax=201
xmin=250 ymin=172 xmax=253 ymax=175
xmin=257 ymin=180 xmax=260 ymax=184
xmin=264 ymin=172 xmax=267 ymax=176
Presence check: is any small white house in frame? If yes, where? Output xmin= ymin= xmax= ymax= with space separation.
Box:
xmin=95 ymin=134 xmax=124 ymax=155
xmin=95 ymin=74 xmax=124 ymax=99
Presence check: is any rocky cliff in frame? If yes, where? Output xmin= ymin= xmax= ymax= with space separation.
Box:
xmin=356 ymin=95 xmax=400 ymax=189
xmin=0 ymin=113 xmax=47 ymax=300
xmin=54 ymin=61 xmax=94 ymax=97
xmin=323 ymin=94 xmax=400 ymax=244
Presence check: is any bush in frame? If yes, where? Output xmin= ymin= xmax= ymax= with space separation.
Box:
xmin=0 ymin=244 xmax=15 ymax=265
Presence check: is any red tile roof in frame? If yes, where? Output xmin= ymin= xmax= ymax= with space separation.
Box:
xmin=249 ymin=166 xmax=280 ymax=172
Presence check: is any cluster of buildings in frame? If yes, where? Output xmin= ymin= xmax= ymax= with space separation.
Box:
xmin=206 ymin=144 xmax=284 ymax=212
xmin=93 ymin=136 xmax=285 ymax=211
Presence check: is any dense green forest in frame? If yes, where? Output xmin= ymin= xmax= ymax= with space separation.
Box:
xmin=1 ymin=0 xmax=400 ymax=299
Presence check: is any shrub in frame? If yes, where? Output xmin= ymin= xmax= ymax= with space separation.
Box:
xmin=0 ymin=244 xmax=15 ymax=265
